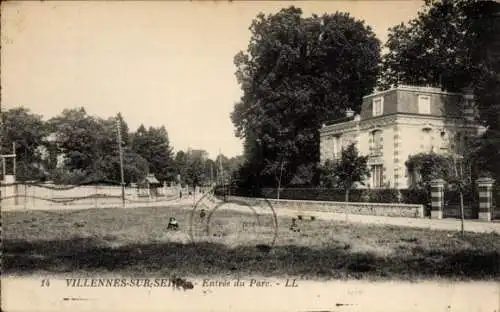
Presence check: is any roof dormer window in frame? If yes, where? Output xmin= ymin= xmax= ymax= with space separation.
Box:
xmin=372 ymin=97 xmax=384 ymax=117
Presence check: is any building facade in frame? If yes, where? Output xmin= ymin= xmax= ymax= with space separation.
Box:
xmin=319 ymin=85 xmax=483 ymax=189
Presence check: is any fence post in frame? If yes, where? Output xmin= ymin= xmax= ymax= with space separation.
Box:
xmin=477 ymin=177 xmax=495 ymax=222
xmin=430 ymin=179 xmax=445 ymax=219
xmin=24 ymin=184 xmax=27 ymax=209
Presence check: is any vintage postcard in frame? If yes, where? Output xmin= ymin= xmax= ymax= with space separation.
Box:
xmin=1 ymin=0 xmax=500 ymax=311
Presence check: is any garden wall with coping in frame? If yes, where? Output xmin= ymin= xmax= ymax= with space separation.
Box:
xmin=227 ymin=196 xmax=425 ymax=218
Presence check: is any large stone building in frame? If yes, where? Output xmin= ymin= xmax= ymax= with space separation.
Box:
xmin=319 ymin=85 xmax=484 ymax=189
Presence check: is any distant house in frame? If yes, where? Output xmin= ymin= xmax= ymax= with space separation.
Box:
xmin=137 ymin=174 xmax=163 ymax=197
xmin=319 ymin=85 xmax=484 ymax=189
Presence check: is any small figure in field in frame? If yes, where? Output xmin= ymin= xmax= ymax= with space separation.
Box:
xmin=199 ymin=208 xmax=206 ymax=219
xmin=179 ymin=190 xmax=182 ymax=199
xmin=289 ymin=218 xmax=300 ymax=232
xmin=167 ymin=217 xmax=179 ymax=230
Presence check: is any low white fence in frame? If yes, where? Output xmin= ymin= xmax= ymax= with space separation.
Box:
xmin=0 ymin=183 xmax=201 ymax=209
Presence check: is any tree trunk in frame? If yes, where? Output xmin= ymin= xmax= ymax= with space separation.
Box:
xmin=345 ymin=187 xmax=350 ymax=222
xmin=277 ymin=159 xmax=284 ymax=200
xmin=193 ymin=184 xmax=196 ymax=206
xmin=459 ymin=191 xmax=465 ymax=236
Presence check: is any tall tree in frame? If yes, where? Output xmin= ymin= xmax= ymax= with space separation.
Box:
xmin=232 ymin=7 xmax=381 ymax=188
xmin=1 ymin=107 xmax=49 ymax=180
xmin=49 ymin=108 xmax=101 ymax=173
xmin=177 ymin=149 xmax=208 ymax=188
xmin=381 ymin=0 xmax=500 ymax=180
xmin=49 ymin=108 xmax=149 ymax=184
xmin=130 ymin=125 xmax=174 ymax=182
xmin=381 ymin=0 xmax=498 ymax=90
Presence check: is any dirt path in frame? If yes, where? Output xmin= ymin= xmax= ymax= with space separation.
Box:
xmin=4 ymin=198 xmax=500 ymax=234
xmin=205 ymin=201 xmax=500 ymax=234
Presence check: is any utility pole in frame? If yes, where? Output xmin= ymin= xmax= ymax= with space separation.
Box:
xmin=116 ymin=116 xmax=125 ymax=208
xmin=210 ymin=164 xmax=214 ymax=185
xmin=12 ymin=142 xmax=16 ymax=178
xmin=219 ymin=149 xmax=225 ymax=199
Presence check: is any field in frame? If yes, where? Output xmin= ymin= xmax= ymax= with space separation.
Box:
xmin=2 ymin=204 xmax=500 ymax=281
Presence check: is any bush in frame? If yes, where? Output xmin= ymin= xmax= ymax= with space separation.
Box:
xmin=224 ymin=186 xmax=435 ymax=205
xmin=368 ymin=189 xmax=400 ymax=203
xmin=400 ymin=188 xmax=430 ymax=205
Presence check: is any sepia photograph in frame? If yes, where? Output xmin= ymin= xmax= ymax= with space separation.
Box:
xmin=1 ymin=0 xmax=500 ymax=311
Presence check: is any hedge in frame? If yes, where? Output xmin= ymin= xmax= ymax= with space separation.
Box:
xmin=215 ymin=186 xmax=431 ymax=205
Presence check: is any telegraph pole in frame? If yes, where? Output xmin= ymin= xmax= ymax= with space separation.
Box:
xmin=210 ymin=164 xmax=214 ymax=185
xmin=116 ymin=116 xmax=125 ymax=208
xmin=12 ymin=142 xmax=16 ymax=178
xmin=218 ymin=149 xmax=225 ymax=199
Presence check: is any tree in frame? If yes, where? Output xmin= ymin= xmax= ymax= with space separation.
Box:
xmin=204 ymin=158 xmax=216 ymax=184
xmin=381 ymin=0 xmax=500 ymax=182
xmin=406 ymin=138 xmax=480 ymax=234
xmin=49 ymin=108 xmax=103 ymax=174
xmin=180 ymin=149 xmax=208 ymax=189
xmin=130 ymin=125 xmax=174 ymax=182
xmin=330 ymin=143 xmax=370 ymax=202
xmin=49 ymin=108 xmax=150 ymax=184
xmin=381 ymin=0 xmax=498 ymax=91
xmin=320 ymin=143 xmax=370 ymax=220
xmin=214 ymin=154 xmax=245 ymax=185
xmin=1 ymin=107 xmax=49 ymax=181
xmin=319 ymin=159 xmax=339 ymax=188
xmin=232 ymin=6 xmax=381 ymax=188
xmin=405 ymin=153 xmax=452 ymax=189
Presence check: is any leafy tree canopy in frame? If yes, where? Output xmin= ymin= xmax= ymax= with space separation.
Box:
xmin=232 ymin=6 xmax=381 ymax=187
xmin=382 ymin=0 xmax=500 ymax=183
xmin=330 ymin=143 xmax=370 ymax=190
xmin=131 ymin=124 xmax=174 ymax=182
xmin=1 ymin=107 xmax=49 ymax=180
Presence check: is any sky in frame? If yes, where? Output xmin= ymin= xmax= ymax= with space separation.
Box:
xmin=1 ymin=0 xmax=424 ymax=159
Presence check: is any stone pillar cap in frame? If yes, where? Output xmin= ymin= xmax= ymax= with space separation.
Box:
xmin=476 ymin=177 xmax=495 ymax=185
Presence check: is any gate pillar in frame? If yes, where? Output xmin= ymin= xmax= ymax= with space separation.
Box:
xmin=430 ymin=179 xmax=445 ymax=219
xmin=477 ymin=177 xmax=495 ymax=222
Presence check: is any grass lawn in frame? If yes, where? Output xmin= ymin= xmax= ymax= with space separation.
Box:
xmin=2 ymin=205 xmax=500 ymax=281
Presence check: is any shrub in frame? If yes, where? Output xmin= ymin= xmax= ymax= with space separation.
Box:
xmin=400 ymin=188 xmax=430 ymax=205
xmin=368 ymin=189 xmax=400 ymax=203
xmin=225 ymin=186 xmax=440 ymax=207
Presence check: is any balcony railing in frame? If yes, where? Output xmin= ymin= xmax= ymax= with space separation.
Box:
xmin=369 ymin=146 xmax=383 ymax=156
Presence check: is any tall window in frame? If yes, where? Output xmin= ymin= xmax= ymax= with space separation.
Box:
xmin=372 ymin=165 xmax=383 ymax=188
xmin=418 ymin=95 xmax=431 ymax=114
xmin=336 ymin=135 xmax=343 ymax=157
xmin=439 ymin=130 xmax=448 ymax=151
xmin=421 ymin=128 xmax=433 ymax=152
xmin=370 ymin=130 xmax=383 ymax=155
xmin=372 ymin=97 xmax=384 ymax=116
xmin=331 ymin=135 xmax=342 ymax=159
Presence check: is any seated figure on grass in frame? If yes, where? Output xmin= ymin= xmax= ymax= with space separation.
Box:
xmin=167 ymin=217 xmax=179 ymax=230
xmin=289 ymin=218 xmax=300 ymax=232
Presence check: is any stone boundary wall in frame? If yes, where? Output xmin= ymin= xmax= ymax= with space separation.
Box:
xmin=228 ymin=196 xmax=425 ymax=218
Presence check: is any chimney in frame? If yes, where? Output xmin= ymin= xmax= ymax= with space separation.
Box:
xmin=345 ymin=108 xmax=354 ymax=118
